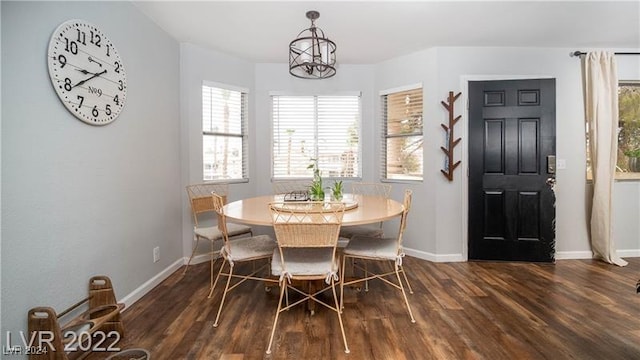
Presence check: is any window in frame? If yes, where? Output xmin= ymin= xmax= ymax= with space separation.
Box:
xmin=617 ymin=81 xmax=640 ymax=179
xmin=586 ymin=81 xmax=640 ymax=180
xmin=381 ymin=85 xmax=423 ymax=181
xmin=271 ymin=94 xmax=361 ymax=179
xmin=202 ymin=82 xmax=248 ymax=182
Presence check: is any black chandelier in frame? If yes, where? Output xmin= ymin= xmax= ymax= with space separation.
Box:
xmin=289 ymin=10 xmax=337 ymax=79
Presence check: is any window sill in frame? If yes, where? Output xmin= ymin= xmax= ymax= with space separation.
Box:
xmin=381 ymin=178 xmax=423 ymax=184
xmin=615 ymin=172 xmax=640 ymax=181
xmin=203 ymin=178 xmax=249 ymax=184
xmin=586 ymin=172 xmax=640 ymax=182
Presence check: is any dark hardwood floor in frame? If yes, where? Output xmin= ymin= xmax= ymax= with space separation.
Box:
xmin=89 ymin=257 xmax=640 ymax=360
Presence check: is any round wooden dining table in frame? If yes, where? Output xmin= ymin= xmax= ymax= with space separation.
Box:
xmin=223 ymin=193 xmax=403 ymax=314
xmin=222 ymin=194 xmax=404 ymax=226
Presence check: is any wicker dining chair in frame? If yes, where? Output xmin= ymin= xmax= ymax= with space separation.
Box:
xmin=209 ymin=194 xmax=278 ymax=327
xmin=340 ymin=189 xmax=416 ymax=323
xmin=339 ymin=182 xmax=392 ymax=239
xmin=184 ymin=183 xmax=253 ymax=287
xmin=266 ymin=202 xmax=350 ymax=354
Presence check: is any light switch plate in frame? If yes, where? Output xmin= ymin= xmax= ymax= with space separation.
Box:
xmin=556 ymin=158 xmax=567 ymax=169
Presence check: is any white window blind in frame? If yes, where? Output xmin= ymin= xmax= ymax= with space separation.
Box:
xmin=202 ymin=84 xmax=248 ymax=182
xmin=272 ymin=95 xmax=361 ymax=179
xmin=381 ymin=86 xmax=424 ymax=181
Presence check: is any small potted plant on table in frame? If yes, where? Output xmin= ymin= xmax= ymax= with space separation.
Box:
xmin=307 ymin=159 xmax=325 ymax=201
xmin=331 ymin=180 xmax=343 ymax=201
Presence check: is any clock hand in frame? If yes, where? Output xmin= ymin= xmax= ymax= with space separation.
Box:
xmin=76 ymin=69 xmax=96 ymax=75
xmin=73 ymin=69 xmax=107 ymax=88
xmin=88 ymin=56 xmax=103 ymax=67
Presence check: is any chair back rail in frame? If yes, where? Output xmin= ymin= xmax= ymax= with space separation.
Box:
xmin=350 ymin=182 xmax=392 ymax=198
xmin=396 ymin=189 xmax=413 ymax=249
xmin=187 ymin=183 xmax=229 ymax=225
xmin=270 ymin=202 xmax=344 ymax=247
xmin=339 ymin=182 xmax=392 ymax=237
xmin=273 ymin=223 xmax=341 ymax=247
xmin=211 ymin=194 xmax=230 ymax=243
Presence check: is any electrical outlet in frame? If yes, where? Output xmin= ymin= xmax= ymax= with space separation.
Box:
xmin=153 ymin=247 xmax=160 ymax=263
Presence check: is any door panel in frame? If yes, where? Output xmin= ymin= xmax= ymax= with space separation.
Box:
xmin=484 ymin=120 xmax=505 ymax=173
xmin=469 ymin=79 xmax=556 ymax=262
xmin=519 ymin=119 xmax=539 ymax=173
xmin=483 ymin=190 xmax=506 ymax=239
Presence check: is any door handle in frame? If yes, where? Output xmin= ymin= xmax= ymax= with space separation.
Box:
xmin=546 ymin=177 xmax=556 ymax=188
xmin=547 ymin=155 xmax=556 ymax=174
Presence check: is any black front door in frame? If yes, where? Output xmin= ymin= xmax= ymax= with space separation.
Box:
xmin=468 ymin=79 xmax=556 ymax=262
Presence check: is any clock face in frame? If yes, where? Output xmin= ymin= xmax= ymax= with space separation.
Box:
xmin=47 ymin=19 xmax=127 ymax=125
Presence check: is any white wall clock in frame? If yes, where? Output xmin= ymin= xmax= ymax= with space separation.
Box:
xmin=47 ymin=19 xmax=127 ymax=125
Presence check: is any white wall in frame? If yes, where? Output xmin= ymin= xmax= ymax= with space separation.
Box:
xmin=374 ymin=48 xmax=441 ymax=258
xmin=374 ymin=46 xmax=640 ymax=260
xmin=179 ymin=43 xmax=256 ymax=257
xmin=1 ymin=0 xmax=181 ymax=343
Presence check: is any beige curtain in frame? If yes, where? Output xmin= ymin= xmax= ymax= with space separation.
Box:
xmin=583 ymin=51 xmax=627 ymax=266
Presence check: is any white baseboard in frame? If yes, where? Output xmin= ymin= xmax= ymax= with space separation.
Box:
xmin=554 ymin=251 xmax=593 ymax=260
xmin=404 ymin=247 xmax=465 ymax=262
xmin=556 ymin=249 xmax=640 ymax=260
xmin=618 ymin=249 xmax=640 ymax=257
xmin=118 ymin=254 xmax=216 ymax=311
xmin=407 ymin=248 xmax=639 ymax=262
xmin=119 ymin=258 xmax=184 ymax=310
xmin=187 ymin=253 xmax=212 ymax=266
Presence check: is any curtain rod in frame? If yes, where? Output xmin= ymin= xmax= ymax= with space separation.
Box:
xmin=571 ymin=51 xmax=640 ymax=57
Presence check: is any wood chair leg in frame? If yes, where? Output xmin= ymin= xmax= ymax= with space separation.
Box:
xmin=340 ymin=255 xmax=347 ymax=312
xmin=400 ymin=266 xmax=414 ymax=294
xmin=331 ymin=279 xmax=350 ymax=354
xmin=266 ymin=281 xmax=287 ymax=354
xmin=307 ymin=281 xmax=315 ymax=315
xmin=285 ymin=283 xmax=289 ymax=309
xmin=395 ymin=267 xmax=416 ymax=323
xmin=364 ymin=262 xmax=369 ymax=292
xmin=183 ymin=235 xmax=201 ymax=274
xmin=210 ymin=240 xmax=215 ymax=290
xmin=208 ymin=259 xmax=226 ymax=299
xmin=213 ymin=263 xmax=234 ymax=327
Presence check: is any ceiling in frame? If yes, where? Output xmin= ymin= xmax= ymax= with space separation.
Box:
xmin=133 ymin=1 xmax=640 ymax=64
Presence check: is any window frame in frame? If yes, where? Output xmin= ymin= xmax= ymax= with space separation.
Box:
xmin=201 ymin=81 xmax=249 ymax=183
xmin=586 ymin=80 xmax=640 ymax=182
xmin=380 ymin=83 xmax=424 ymax=183
xmin=270 ymin=92 xmax=363 ymax=181
xmin=616 ymin=80 xmax=640 ymax=181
